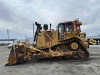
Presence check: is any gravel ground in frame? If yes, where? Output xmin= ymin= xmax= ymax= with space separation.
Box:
xmin=0 ymin=46 xmax=100 ymax=75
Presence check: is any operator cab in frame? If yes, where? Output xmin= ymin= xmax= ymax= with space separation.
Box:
xmin=58 ymin=20 xmax=81 ymax=40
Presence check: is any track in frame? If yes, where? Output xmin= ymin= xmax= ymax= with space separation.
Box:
xmin=40 ymin=37 xmax=89 ymax=61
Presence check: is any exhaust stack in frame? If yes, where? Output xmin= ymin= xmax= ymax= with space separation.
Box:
xmin=50 ymin=23 xmax=51 ymax=31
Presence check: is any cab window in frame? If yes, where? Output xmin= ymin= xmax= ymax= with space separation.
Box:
xmin=65 ymin=22 xmax=73 ymax=32
xmin=65 ymin=25 xmax=73 ymax=32
xmin=58 ymin=25 xmax=64 ymax=40
xmin=76 ymin=25 xmax=81 ymax=32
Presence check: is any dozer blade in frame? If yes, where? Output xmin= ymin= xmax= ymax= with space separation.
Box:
xmin=5 ymin=46 xmax=18 ymax=66
xmin=5 ymin=45 xmax=20 ymax=66
xmin=5 ymin=43 xmax=28 ymax=66
xmin=5 ymin=43 xmax=43 ymax=66
xmin=5 ymin=54 xmax=17 ymax=66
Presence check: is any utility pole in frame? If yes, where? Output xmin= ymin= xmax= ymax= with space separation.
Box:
xmin=33 ymin=23 xmax=34 ymax=44
xmin=7 ymin=29 xmax=9 ymax=44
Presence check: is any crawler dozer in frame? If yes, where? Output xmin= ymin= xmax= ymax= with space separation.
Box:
xmin=6 ymin=19 xmax=89 ymax=66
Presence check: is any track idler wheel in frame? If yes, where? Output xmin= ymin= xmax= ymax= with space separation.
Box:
xmin=69 ymin=41 xmax=79 ymax=51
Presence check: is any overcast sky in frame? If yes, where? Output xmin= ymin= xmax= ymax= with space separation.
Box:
xmin=0 ymin=0 xmax=100 ymax=39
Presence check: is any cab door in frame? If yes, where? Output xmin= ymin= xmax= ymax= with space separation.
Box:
xmin=58 ymin=24 xmax=64 ymax=40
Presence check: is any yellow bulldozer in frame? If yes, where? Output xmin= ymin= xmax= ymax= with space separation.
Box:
xmin=6 ymin=19 xmax=89 ymax=66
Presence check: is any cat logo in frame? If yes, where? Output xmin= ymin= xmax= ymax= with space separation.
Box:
xmin=89 ymin=39 xmax=97 ymax=45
